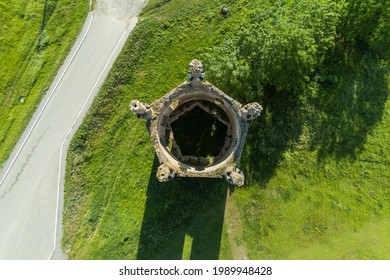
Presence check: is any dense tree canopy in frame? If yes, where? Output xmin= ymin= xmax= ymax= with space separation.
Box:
xmin=204 ymin=0 xmax=389 ymax=100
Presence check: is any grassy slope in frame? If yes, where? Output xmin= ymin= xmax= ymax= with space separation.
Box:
xmin=0 ymin=0 xmax=89 ymax=166
xmin=63 ymin=0 xmax=389 ymax=259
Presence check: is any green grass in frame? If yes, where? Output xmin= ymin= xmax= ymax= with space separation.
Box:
xmin=0 ymin=0 xmax=89 ymax=166
xmin=63 ymin=0 xmax=389 ymax=259
xmin=289 ymin=218 xmax=390 ymax=259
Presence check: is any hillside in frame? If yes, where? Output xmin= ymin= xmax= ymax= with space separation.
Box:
xmin=0 ymin=0 xmax=89 ymax=166
xmin=63 ymin=0 xmax=389 ymax=259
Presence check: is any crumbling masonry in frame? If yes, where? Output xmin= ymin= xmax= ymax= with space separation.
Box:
xmin=129 ymin=59 xmax=262 ymax=186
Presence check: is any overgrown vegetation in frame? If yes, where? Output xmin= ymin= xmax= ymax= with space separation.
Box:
xmin=0 ymin=0 xmax=89 ymax=166
xmin=63 ymin=0 xmax=389 ymax=259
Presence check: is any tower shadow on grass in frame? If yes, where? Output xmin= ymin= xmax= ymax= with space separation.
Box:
xmin=137 ymin=156 xmax=229 ymax=260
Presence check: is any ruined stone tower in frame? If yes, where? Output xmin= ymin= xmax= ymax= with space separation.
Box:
xmin=129 ymin=59 xmax=262 ymax=186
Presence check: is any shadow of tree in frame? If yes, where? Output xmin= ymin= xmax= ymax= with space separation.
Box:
xmin=310 ymin=43 xmax=389 ymax=161
xmin=137 ymin=156 xmax=229 ymax=260
xmin=239 ymin=42 xmax=389 ymax=184
xmin=240 ymin=87 xmax=305 ymax=186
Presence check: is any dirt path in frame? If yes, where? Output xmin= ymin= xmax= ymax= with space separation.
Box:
xmin=224 ymin=192 xmax=249 ymax=259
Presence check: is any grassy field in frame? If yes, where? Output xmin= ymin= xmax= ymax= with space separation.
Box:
xmin=0 ymin=0 xmax=89 ymax=166
xmin=63 ymin=0 xmax=389 ymax=259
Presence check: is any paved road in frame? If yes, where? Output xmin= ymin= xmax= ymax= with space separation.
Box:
xmin=0 ymin=1 xmax=146 ymax=259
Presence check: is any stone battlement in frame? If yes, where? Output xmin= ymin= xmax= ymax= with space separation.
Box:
xmin=129 ymin=59 xmax=262 ymax=186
